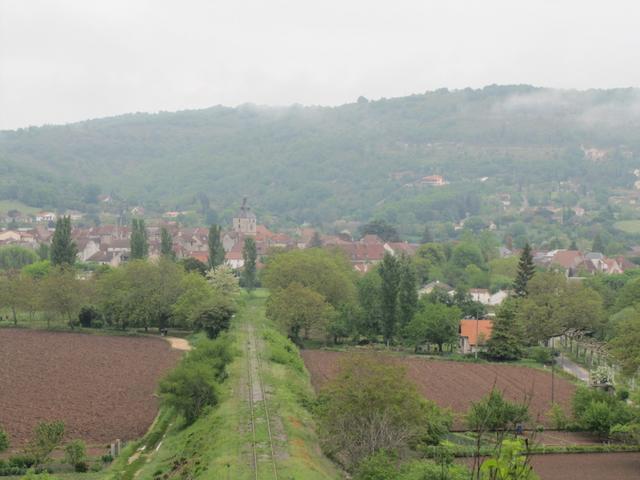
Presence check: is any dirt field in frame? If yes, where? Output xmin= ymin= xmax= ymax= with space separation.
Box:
xmin=301 ymin=350 xmax=576 ymax=427
xmin=531 ymin=452 xmax=640 ymax=479
xmin=0 ymin=329 xmax=181 ymax=448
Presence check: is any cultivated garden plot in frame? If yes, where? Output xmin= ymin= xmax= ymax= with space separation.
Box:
xmin=302 ymin=350 xmax=576 ymax=428
xmin=0 ymin=329 xmax=180 ymax=449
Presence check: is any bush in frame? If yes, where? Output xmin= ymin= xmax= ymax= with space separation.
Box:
xmin=159 ymin=362 xmax=219 ymax=425
xmin=0 ymin=426 xmax=8 ymax=452
xmin=528 ymin=346 xmax=552 ymax=365
xmin=26 ymin=421 xmax=65 ymax=466
xmin=100 ymin=454 xmax=113 ymax=464
xmin=74 ymin=462 xmax=88 ymax=473
xmin=572 ymin=386 xmax=633 ymax=438
xmin=547 ymin=403 xmax=569 ymax=430
xmin=64 ymin=440 xmax=86 ymax=469
xmin=8 ymin=455 xmax=36 ymax=468
xmin=78 ymin=306 xmax=100 ymax=328
xmin=263 ymin=329 xmax=304 ymax=372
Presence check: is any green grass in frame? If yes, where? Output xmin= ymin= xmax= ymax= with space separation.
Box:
xmin=0 ymin=200 xmax=40 ymax=215
xmin=106 ymin=288 xmax=342 ymax=480
xmin=614 ymin=220 xmax=640 ymax=234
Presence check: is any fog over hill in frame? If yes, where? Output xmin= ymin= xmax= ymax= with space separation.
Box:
xmin=1 ymin=85 xmax=640 ymax=225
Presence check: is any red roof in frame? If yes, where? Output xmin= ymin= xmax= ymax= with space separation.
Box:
xmin=551 ymin=250 xmax=583 ymax=269
xmin=188 ymin=251 xmax=209 ymax=263
xmin=460 ymin=319 xmax=493 ymax=346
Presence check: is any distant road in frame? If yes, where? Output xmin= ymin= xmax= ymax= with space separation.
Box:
xmin=556 ymin=354 xmax=589 ymax=383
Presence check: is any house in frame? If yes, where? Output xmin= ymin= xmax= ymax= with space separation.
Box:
xmin=420 ymin=175 xmax=445 ymax=186
xmin=34 ymin=211 xmax=56 ymax=223
xmin=225 ymin=244 xmax=245 ymax=269
xmin=418 ymin=281 xmax=453 ymax=297
xmin=76 ymin=239 xmax=100 ymax=262
xmin=469 ymin=288 xmax=509 ymax=306
xmin=459 ymin=319 xmax=493 ymax=354
xmin=384 ymin=242 xmax=418 ymax=257
xmin=0 ymin=230 xmax=21 ymax=243
xmin=188 ymin=251 xmax=209 ymax=265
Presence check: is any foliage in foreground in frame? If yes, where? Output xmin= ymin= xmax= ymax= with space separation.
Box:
xmin=317 ymin=354 xmax=452 ymax=470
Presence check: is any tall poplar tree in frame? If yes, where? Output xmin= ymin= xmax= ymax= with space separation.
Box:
xmin=397 ymin=254 xmax=418 ymax=328
xmin=160 ymin=227 xmax=174 ymax=259
xmin=378 ymin=252 xmax=400 ymax=345
xmin=130 ymin=219 xmax=149 ymax=260
xmin=208 ymin=224 xmax=224 ymax=269
xmin=50 ymin=216 xmax=77 ymax=266
xmin=513 ymin=243 xmax=535 ymax=297
xmin=242 ymin=237 xmax=257 ymax=291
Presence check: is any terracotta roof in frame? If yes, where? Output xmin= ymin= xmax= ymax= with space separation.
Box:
xmin=188 ymin=251 xmax=209 ymax=263
xmin=551 ymin=250 xmax=583 ymax=269
xmin=460 ymin=319 xmax=493 ymax=346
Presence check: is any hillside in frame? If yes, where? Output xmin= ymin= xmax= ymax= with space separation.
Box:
xmin=1 ymin=85 xmax=640 ymax=227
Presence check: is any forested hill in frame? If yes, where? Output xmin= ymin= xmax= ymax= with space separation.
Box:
xmin=1 ymin=85 xmax=640 ymax=225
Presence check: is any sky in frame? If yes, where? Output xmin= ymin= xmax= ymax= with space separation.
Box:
xmin=1 ymin=0 xmax=639 ymax=130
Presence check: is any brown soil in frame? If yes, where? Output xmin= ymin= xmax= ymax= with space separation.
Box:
xmin=301 ymin=350 xmax=576 ymax=428
xmin=530 ymin=452 xmax=640 ymax=480
xmin=0 ymin=329 xmax=181 ymax=448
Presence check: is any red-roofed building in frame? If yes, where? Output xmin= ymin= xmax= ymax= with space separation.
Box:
xmin=459 ymin=319 xmax=493 ymax=354
xmin=188 ymin=251 xmax=209 ymax=265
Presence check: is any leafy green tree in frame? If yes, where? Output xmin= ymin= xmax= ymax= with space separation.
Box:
xmin=609 ymin=313 xmax=640 ymax=376
xmin=64 ymin=440 xmax=86 ymax=471
xmin=266 ymin=282 xmax=335 ymax=342
xmin=572 ymin=386 xmax=633 ymax=439
xmin=480 ymin=439 xmax=539 ymax=480
xmin=27 ymin=420 xmax=65 ymax=466
xmin=317 ymin=355 xmax=452 ymax=470
xmin=242 ymin=237 xmax=257 ymax=291
xmin=262 ymin=248 xmax=356 ymax=308
xmin=378 ymin=253 xmax=400 ymax=344
xmin=486 ymin=299 xmax=525 ymax=361
xmin=451 ymin=241 xmax=485 ymax=270
xmin=0 ymin=246 xmax=38 ymax=270
xmin=420 ymin=225 xmax=434 ymax=244
xmin=466 ymin=389 xmax=529 ymax=444
xmin=513 ymin=243 xmax=535 ymax=297
xmin=41 ymin=267 xmax=85 ymax=328
xmin=179 ymin=257 xmax=208 ymax=276
xmin=159 ymin=362 xmax=218 ymax=425
xmin=420 ymin=302 xmax=461 ymax=352
xmin=207 ymin=224 xmax=224 ymax=269
xmin=160 ymin=227 xmax=174 ymax=259
xmin=130 ymin=218 xmax=149 ymax=260
xmin=171 ymin=273 xmax=214 ymax=327
xmin=397 ymin=255 xmax=418 ymax=329
xmin=191 ymin=297 xmax=235 ymax=339
xmin=206 ymin=265 xmax=241 ymax=298
xmin=356 ymin=270 xmax=383 ymax=339
xmin=592 ymin=233 xmax=605 ymax=254
xmin=50 ymin=216 xmax=77 ymax=266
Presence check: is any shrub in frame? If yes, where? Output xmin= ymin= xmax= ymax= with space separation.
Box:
xmin=25 ymin=421 xmax=65 ymax=466
xmin=263 ymin=329 xmax=304 ymax=372
xmin=572 ymin=386 xmax=633 ymax=437
xmin=528 ymin=346 xmax=552 ymax=365
xmin=184 ymin=335 xmax=234 ymax=381
xmin=73 ymin=462 xmax=88 ymax=473
xmin=78 ymin=306 xmax=100 ymax=328
xmin=0 ymin=426 xmax=8 ymax=452
xmin=8 ymin=455 xmax=36 ymax=468
xmin=64 ymin=440 xmax=86 ymax=469
xmin=159 ymin=362 xmax=218 ymax=425
xmin=100 ymin=454 xmax=113 ymax=464
xmin=547 ymin=403 xmax=569 ymax=430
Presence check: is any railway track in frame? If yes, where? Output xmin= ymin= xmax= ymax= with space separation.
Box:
xmin=246 ymin=323 xmax=279 ymax=479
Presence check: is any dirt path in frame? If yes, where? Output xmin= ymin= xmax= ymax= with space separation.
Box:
xmin=164 ymin=336 xmax=191 ymax=351
xmin=556 ymin=354 xmax=589 ymax=383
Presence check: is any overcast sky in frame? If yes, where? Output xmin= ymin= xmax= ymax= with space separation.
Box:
xmin=1 ymin=0 xmax=639 ymax=130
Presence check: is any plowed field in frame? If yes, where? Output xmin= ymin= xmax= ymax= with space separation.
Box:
xmin=0 ymin=329 xmax=180 ymax=448
xmin=301 ymin=350 xmax=576 ymax=428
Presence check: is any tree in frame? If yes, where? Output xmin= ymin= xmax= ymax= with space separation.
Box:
xmin=356 ymin=270 xmax=383 ymax=339
xmin=513 ymin=243 xmax=535 ymax=297
xmin=171 ymin=273 xmax=214 ymax=328
xmin=466 ymin=389 xmax=529 ymax=444
xmin=242 ymin=237 xmax=257 ymax=291
xmin=262 ymin=248 xmax=356 ymax=308
xmin=420 ymin=302 xmax=461 ymax=352
xmin=27 ymin=420 xmax=65 ymax=466
xmin=160 ymin=227 xmax=174 ymax=259
xmin=191 ymin=297 xmax=235 ymax=339
xmin=486 ymin=299 xmax=525 ymax=361
xmin=0 ymin=246 xmax=38 ymax=270
xmin=317 ymin=355 xmax=452 ymax=470
xmin=480 ymin=439 xmax=539 ymax=480
xmin=359 ymin=219 xmax=399 ymax=242
xmin=159 ymin=362 xmax=218 ymax=424
xmin=266 ymin=282 xmax=335 ymax=342
xmin=179 ymin=257 xmax=208 ymax=276
xmin=420 ymin=225 xmax=434 ymax=244
xmin=50 ymin=216 xmax=77 ymax=266
xmin=41 ymin=267 xmax=85 ymax=328
xmin=309 ymin=231 xmax=323 ymax=247
xmin=130 ymin=218 xmax=149 ymax=260
xmin=206 ymin=265 xmax=241 ymax=298
xmin=609 ymin=314 xmax=640 ymax=376
xmin=64 ymin=440 xmax=87 ymax=471
xmin=207 ymin=224 xmax=224 ymax=269
xmin=397 ymin=255 xmax=418 ymax=329
xmin=378 ymin=253 xmax=400 ymax=344
xmin=592 ymin=233 xmax=605 ymax=254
